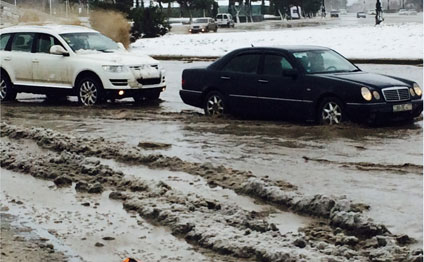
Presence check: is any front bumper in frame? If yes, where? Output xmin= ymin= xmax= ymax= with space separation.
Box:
xmin=105 ymin=86 xmax=166 ymax=99
xmin=345 ymin=99 xmax=423 ymax=123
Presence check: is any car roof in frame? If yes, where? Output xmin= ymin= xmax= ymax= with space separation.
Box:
xmin=0 ymin=24 xmax=97 ymax=35
xmin=235 ymin=45 xmax=331 ymax=53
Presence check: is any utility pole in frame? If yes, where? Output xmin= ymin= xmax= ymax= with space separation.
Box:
xmin=49 ymin=0 xmax=52 ymax=15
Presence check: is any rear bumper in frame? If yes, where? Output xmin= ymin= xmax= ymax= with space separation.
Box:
xmin=180 ymin=89 xmax=203 ymax=108
xmin=345 ymin=99 xmax=423 ymax=123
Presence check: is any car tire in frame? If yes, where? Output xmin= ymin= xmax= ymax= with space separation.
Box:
xmin=0 ymin=74 xmax=17 ymax=102
xmin=317 ymin=97 xmax=344 ymax=125
xmin=214 ymin=27 xmax=218 ymax=32
xmin=77 ymin=77 xmax=103 ymax=106
xmin=204 ymin=91 xmax=226 ymax=116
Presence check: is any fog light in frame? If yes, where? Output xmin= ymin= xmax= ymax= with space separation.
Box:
xmin=372 ymin=91 xmax=380 ymax=100
xmin=162 ymin=87 xmax=166 ymax=92
xmin=118 ymin=90 xmax=125 ymax=96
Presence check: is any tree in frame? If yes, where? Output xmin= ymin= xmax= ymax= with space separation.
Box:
xmin=130 ymin=6 xmax=171 ymax=39
xmin=176 ymin=0 xmax=195 ymax=21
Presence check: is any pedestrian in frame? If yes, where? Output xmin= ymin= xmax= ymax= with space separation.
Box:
xmin=375 ymin=0 xmax=383 ymax=25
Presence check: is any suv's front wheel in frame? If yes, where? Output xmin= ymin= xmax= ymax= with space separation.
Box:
xmin=77 ymin=77 xmax=103 ymax=106
xmin=0 ymin=74 xmax=17 ymax=102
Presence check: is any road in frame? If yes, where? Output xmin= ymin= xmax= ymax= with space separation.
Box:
xmin=1 ymin=61 xmax=423 ymax=262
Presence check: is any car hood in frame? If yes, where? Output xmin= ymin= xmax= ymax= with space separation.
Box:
xmin=75 ymin=50 xmax=158 ymax=65
xmin=320 ymin=71 xmax=409 ymax=88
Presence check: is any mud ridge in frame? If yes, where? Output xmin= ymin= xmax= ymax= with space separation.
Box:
xmin=0 ymin=123 xmax=420 ymax=244
xmin=1 ymin=137 xmax=422 ymax=262
xmin=302 ymin=156 xmax=423 ymax=175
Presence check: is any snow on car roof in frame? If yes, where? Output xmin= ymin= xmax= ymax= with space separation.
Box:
xmin=0 ymin=24 xmax=96 ymax=35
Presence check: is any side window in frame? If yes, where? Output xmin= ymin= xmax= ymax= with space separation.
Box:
xmin=11 ymin=33 xmax=34 ymax=53
xmin=263 ymin=55 xmax=293 ymax=76
xmin=217 ymin=15 xmax=222 ymax=19
xmin=0 ymin=34 xmax=11 ymax=51
xmin=222 ymin=54 xmax=260 ymax=74
xmin=35 ymin=34 xmax=62 ymax=54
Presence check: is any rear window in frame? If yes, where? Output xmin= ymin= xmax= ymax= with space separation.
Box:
xmin=11 ymin=33 xmax=35 ymax=52
xmin=0 ymin=34 xmax=11 ymax=50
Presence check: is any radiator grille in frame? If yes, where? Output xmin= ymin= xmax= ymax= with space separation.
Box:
xmin=382 ymin=87 xmax=410 ymax=102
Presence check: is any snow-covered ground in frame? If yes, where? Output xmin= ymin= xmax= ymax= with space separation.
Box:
xmin=131 ymin=23 xmax=423 ymax=60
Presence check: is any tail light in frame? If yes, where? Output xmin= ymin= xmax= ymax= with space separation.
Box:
xmin=182 ymin=79 xmax=186 ymax=87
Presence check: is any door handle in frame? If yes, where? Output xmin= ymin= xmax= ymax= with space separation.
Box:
xmin=258 ymin=79 xmax=268 ymax=83
xmin=220 ymin=76 xmax=231 ymax=80
xmin=3 ymin=57 xmax=11 ymax=61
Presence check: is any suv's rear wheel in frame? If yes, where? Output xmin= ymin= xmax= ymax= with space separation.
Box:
xmin=77 ymin=77 xmax=103 ymax=106
xmin=0 ymin=75 xmax=17 ymax=102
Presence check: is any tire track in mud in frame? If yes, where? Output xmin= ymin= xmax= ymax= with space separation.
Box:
xmin=1 ymin=123 xmax=422 ymax=261
xmin=302 ymin=156 xmax=423 ymax=175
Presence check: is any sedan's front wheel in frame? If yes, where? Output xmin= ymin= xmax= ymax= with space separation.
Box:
xmin=204 ymin=91 xmax=226 ymax=116
xmin=0 ymin=75 xmax=17 ymax=102
xmin=77 ymin=77 xmax=103 ymax=106
xmin=318 ymin=97 xmax=344 ymax=125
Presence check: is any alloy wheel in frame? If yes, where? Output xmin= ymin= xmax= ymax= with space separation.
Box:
xmin=0 ymin=79 xmax=6 ymax=101
xmin=206 ymin=94 xmax=224 ymax=116
xmin=79 ymin=80 xmax=98 ymax=105
xmin=321 ymin=101 xmax=342 ymax=124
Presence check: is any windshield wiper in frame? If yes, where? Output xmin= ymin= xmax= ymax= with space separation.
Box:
xmin=98 ymin=49 xmax=115 ymax=53
xmin=351 ymin=69 xmax=361 ymax=72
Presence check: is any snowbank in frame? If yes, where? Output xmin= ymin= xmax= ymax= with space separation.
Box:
xmin=131 ymin=23 xmax=423 ymax=60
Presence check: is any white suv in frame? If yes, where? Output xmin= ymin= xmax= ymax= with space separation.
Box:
xmin=0 ymin=25 xmax=166 ymax=105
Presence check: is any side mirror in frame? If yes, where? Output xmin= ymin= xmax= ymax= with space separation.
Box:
xmin=117 ymin=42 xmax=126 ymax=51
xmin=282 ymin=69 xmax=298 ymax=78
xmin=50 ymin=45 xmax=69 ymax=56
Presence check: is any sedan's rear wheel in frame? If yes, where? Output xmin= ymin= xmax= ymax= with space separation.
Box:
xmin=204 ymin=91 xmax=226 ymax=116
xmin=0 ymin=75 xmax=17 ymax=102
xmin=318 ymin=97 xmax=344 ymax=125
xmin=77 ymin=77 xmax=103 ymax=106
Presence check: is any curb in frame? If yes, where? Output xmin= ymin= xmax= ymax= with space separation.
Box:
xmin=152 ymin=55 xmax=423 ymax=66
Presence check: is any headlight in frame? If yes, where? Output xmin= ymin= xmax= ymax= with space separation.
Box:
xmin=102 ymin=65 xmax=127 ymax=73
xmin=361 ymin=87 xmax=372 ymax=101
xmin=409 ymin=88 xmax=416 ymax=97
xmin=413 ymin=83 xmax=422 ymax=97
xmin=372 ymin=91 xmax=380 ymax=100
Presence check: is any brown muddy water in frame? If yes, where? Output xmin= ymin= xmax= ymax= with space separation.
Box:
xmin=1 ymin=62 xmax=423 ymax=261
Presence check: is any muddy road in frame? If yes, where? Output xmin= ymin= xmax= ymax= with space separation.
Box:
xmin=1 ymin=61 xmax=423 ymax=262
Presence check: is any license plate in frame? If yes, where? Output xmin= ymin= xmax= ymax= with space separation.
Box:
xmin=393 ymin=103 xmax=412 ymax=112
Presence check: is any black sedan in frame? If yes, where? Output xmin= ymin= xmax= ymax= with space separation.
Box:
xmin=179 ymin=46 xmax=423 ymax=124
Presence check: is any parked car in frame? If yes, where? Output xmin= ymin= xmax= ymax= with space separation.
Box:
xmin=189 ymin=18 xmax=218 ymax=33
xmin=407 ymin=9 xmax=417 ymax=15
xmin=330 ymin=10 xmax=340 ymax=17
xmin=0 ymin=25 xmax=166 ymax=105
xmin=368 ymin=9 xmax=377 ymax=15
xmin=179 ymin=46 xmax=423 ymax=124
xmin=356 ymin=11 xmax=366 ymax=18
xmin=216 ymin=13 xmax=235 ymax=28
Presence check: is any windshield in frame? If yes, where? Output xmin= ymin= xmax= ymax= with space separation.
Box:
xmin=194 ymin=18 xmax=208 ymax=23
xmin=292 ymin=50 xmax=358 ymax=74
xmin=60 ymin=32 xmax=119 ymax=52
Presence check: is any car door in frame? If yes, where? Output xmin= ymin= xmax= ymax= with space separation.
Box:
xmin=219 ymin=52 xmax=261 ymax=113
xmin=256 ymin=53 xmax=305 ymax=117
xmin=32 ymin=33 xmax=72 ymax=88
xmin=7 ymin=32 xmax=35 ymax=85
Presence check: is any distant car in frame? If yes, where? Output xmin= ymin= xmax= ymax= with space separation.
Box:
xmin=330 ymin=10 xmax=340 ymax=17
xmin=216 ymin=13 xmax=235 ymax=28
xmin=407 ymin=9 xmax=418 ymax=15
xmin=368 ymin=9 xmax=377 ymax=15
xmin=398 ymin=8 xmax=408 ymax=15
xmin=189 ymin=18 xmax=218 ymax=33
xmin=0 ymin=25 xmax=166 ymax=105
xmin=356 ymin=11 xmax=366 ymax=18
xmin=180 ymin=46 xmax=423 ymax=124
xmin=339 ymin=9 xmax=348 ymax=15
